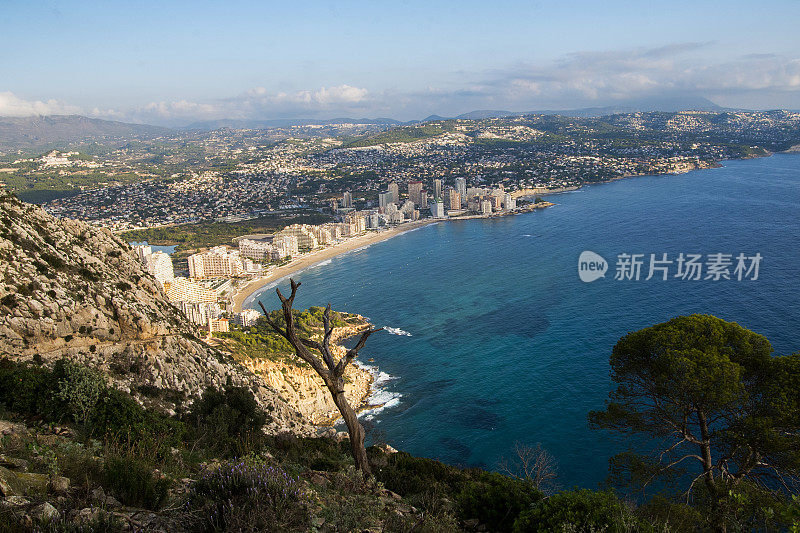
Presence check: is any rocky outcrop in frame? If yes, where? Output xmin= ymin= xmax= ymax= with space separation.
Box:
xmin=0 ymin=193 xmax=311 ymax=434
xmin=218 ymin=322 xmax=376 ymax=425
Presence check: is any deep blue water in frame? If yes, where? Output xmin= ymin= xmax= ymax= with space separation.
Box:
xmin=246 ymin=154 xmax=800 ymax=489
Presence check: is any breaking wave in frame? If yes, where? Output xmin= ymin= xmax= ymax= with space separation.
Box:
xmin=384 ymin=326 xmax=412 ymax=336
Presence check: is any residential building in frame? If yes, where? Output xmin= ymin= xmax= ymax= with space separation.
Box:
xmin=273 ymin=224 xmax=319 ymax=249
xmin=188 ymin=246 xmax=250 ymax=278
xmin=431 ymin=200 xmax=445 ymax=218
xmin=408 ymin=180 xmax=423 ymax=205
xmin=433 ymin=178 xmax=443 ymax=200
xmin=388 ymin=181 xmax=399 ymax=204
xmin=504 ymin=193 xmax=516 ymax=211
xmin=232 ymin=308 xmax=262 ymax=328
xmin=448 ymin=189 xmax=462 ymax=210
xmin=378 ymin=191 xmax=392 ymax=210
xmin=455 ymin=177 xmax=467 ymax=200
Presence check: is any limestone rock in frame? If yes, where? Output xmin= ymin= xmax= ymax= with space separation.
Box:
xmin=31 ymin=502 xmax=60 ymax=523
xmin=0 ymin=193 xmax=312 ymax=435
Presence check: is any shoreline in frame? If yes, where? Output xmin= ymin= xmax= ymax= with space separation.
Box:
xmin=232 ymin=201 xmax=556 ymax=312
xmin=232 ymin=217 xmax=441 ymax=312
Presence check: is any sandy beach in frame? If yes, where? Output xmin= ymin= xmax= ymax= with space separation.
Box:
xmin=232 ymin=217 xmax=442 ymax=312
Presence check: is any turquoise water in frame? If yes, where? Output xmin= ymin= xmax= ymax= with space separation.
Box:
xmin=247 ymin=154 xmax=800 ymax=488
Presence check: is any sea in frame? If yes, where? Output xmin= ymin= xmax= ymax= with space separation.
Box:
xmin=246 ymin=154 xmax=800 ymax=489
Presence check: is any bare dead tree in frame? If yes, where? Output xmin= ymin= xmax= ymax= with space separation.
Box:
xmin=498 ymin=441 xmax=558 ymax=493
xmin=258 ymin=278 xmax=382 ymax=476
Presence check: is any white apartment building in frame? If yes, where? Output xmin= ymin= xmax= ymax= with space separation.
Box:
xmin=273 ymin=224 xmax=318 ymax=249
xmin=504 ymin=193 xmax=516 ymax=211
xmin=431 ymin=200 xmax=445 ymax=218
xmin=188 ymin=246 xmax=252 ymax=278
xmin=232 ymin=308 xmax=262 ymax=327
xmin=165 ymin=277 xmax=232 ymax=304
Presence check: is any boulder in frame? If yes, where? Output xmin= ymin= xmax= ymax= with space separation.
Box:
xmin=31 ymin=502 xmax=60 ymax=523
xmin=0 ymin=466 xmax=24 ymax=496
xmin=49 ymin=476 xmax=71 ymax=494
xmin=14 ymin=472 xmax=49 ymax=495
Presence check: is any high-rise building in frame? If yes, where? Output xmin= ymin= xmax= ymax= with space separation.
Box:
xmin=342 ymin=191 xmax=352 ymax=208
xmin=431 ymin=200 xmax=445 ymax=218
xmin=504 ymin=193 xmax=516 ymax=211
xmin=408 ymin=180 xmax=423 ymax=205
xmin=419 ymin=190 xmax=429 ymax=209
xmin=188 ymin=247 xmax=250 ymax=278
xmin=481 ymin=199 xmax=493 ymax=215
xmin=388 ymin=181 xmax=399 ymax=204
xmin=448 ymin=189 xmax=462 ymax=210
xmin=133 ymin=244 xmax=152 ymax=263
xmin=378 ymin=191 xmax=392 ymax=210
xmin=455 ymin=177 xmax=467 ymax=200
xmin=433 ymin=179 xmax=443 ymax=200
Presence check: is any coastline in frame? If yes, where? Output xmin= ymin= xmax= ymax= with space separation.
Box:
xmin=232 ymin=217 xmax=441 ymax=312
xmin=232 ymin=201 xmax=557 ymax=313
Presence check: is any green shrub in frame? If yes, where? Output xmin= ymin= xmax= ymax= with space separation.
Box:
xmin=0 ymin=357 xmax=54 ymax=416
xmin=512 ymin=489 xmax=643 ymax=533
xmin=458 ymin=472 xmax=543 ymax=532
xmin=102 ymin=454 xmax=171 ymax=510
xmin=53 ymin=360 xmax=107 ymax=426
xmin=186 ymin=386 xmax=268 ymax=457
xmin=269 ymin=433 xmax=351 ymax=472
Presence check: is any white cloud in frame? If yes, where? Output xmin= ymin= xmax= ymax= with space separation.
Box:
xmin=0 ymin=91 xmax=81 ymax=116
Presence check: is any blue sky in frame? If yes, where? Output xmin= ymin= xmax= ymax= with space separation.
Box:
xmin=1 ymin=0 xmax=799 ymax=125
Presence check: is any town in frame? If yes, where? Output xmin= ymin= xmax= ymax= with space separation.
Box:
xmin=129 ymin=174 xmax=553 ymax=335
xmin=3 ymin=110 xmax=798 ymax=231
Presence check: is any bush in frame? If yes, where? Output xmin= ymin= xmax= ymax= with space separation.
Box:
xmin=459 ymin=472 xmax=543 ymax=532
xmin=512 ymin=489 xmax=643 ymax=533
xmin=187 ymin=461 xmax=308 ymax=531
xmin=269 ymin=434 xmax=351 ymax=472
xmin=102 ymin=453 xmax=171 ymax=510
xmin=186 ymin=386 xmax=268 ymax=457
xmin=0 ymin=357 xmax=54 ymax=417
xmin=53 ymin=360 xmax=107 ymax=426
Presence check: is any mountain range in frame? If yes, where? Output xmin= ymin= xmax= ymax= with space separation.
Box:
xmin=0 ymin=97 xmax=756 ymax=151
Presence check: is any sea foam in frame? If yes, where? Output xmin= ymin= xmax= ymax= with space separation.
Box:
xmin=384 ymin=326 xmax=412 ymax=336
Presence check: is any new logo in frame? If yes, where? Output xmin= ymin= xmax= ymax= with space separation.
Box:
xmin=578 ymin=251 xmax=607 ymax=282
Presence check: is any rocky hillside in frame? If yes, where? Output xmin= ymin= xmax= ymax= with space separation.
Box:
xmin=0 ymin=192 xmax=310 ymax=434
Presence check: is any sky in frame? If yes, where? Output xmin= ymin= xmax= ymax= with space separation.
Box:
xmin=1 ymin=0 xmax=799 ymax=126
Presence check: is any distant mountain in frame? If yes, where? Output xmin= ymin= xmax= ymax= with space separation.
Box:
xmin=422 ymin=98 xmax=731 ymax=123
xmin=530 ymin=97 xmax=728 ymax=117
xmin=184 ymin=117 xmax=402 ymax=131
xmin=455 ymin=110 xmax=517 ymax=120
xmin=0 ymin=115 xmax=172 ymax=152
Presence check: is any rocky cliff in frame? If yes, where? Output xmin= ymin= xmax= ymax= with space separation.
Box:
xmin=0 ymin=193 xmax=311 ymax=434
xmin=222 ymin=323 xmax=375 ymax=425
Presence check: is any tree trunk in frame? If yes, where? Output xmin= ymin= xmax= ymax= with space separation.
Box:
xmin=330 ymin=385 xmax=371 ymax=476
xmin=698 ymin=411 xmax=726 ymax=533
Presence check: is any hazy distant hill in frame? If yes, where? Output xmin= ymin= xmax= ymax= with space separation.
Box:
xmin=185 ymin=117 xmax=402 ymax=131
xmin=421 ymin=97 xmax=730 ymax=122
xmin=534 ymin=96 xmax=728 ymax=117
xmin=0 ymin=115 xmax=172 ymax=152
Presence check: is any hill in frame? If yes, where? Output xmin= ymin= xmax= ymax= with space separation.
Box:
xmin=0 ymin=192 xmax=307 ymax=433
xmin=0 ymin=115 xmax=172 ymax=152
